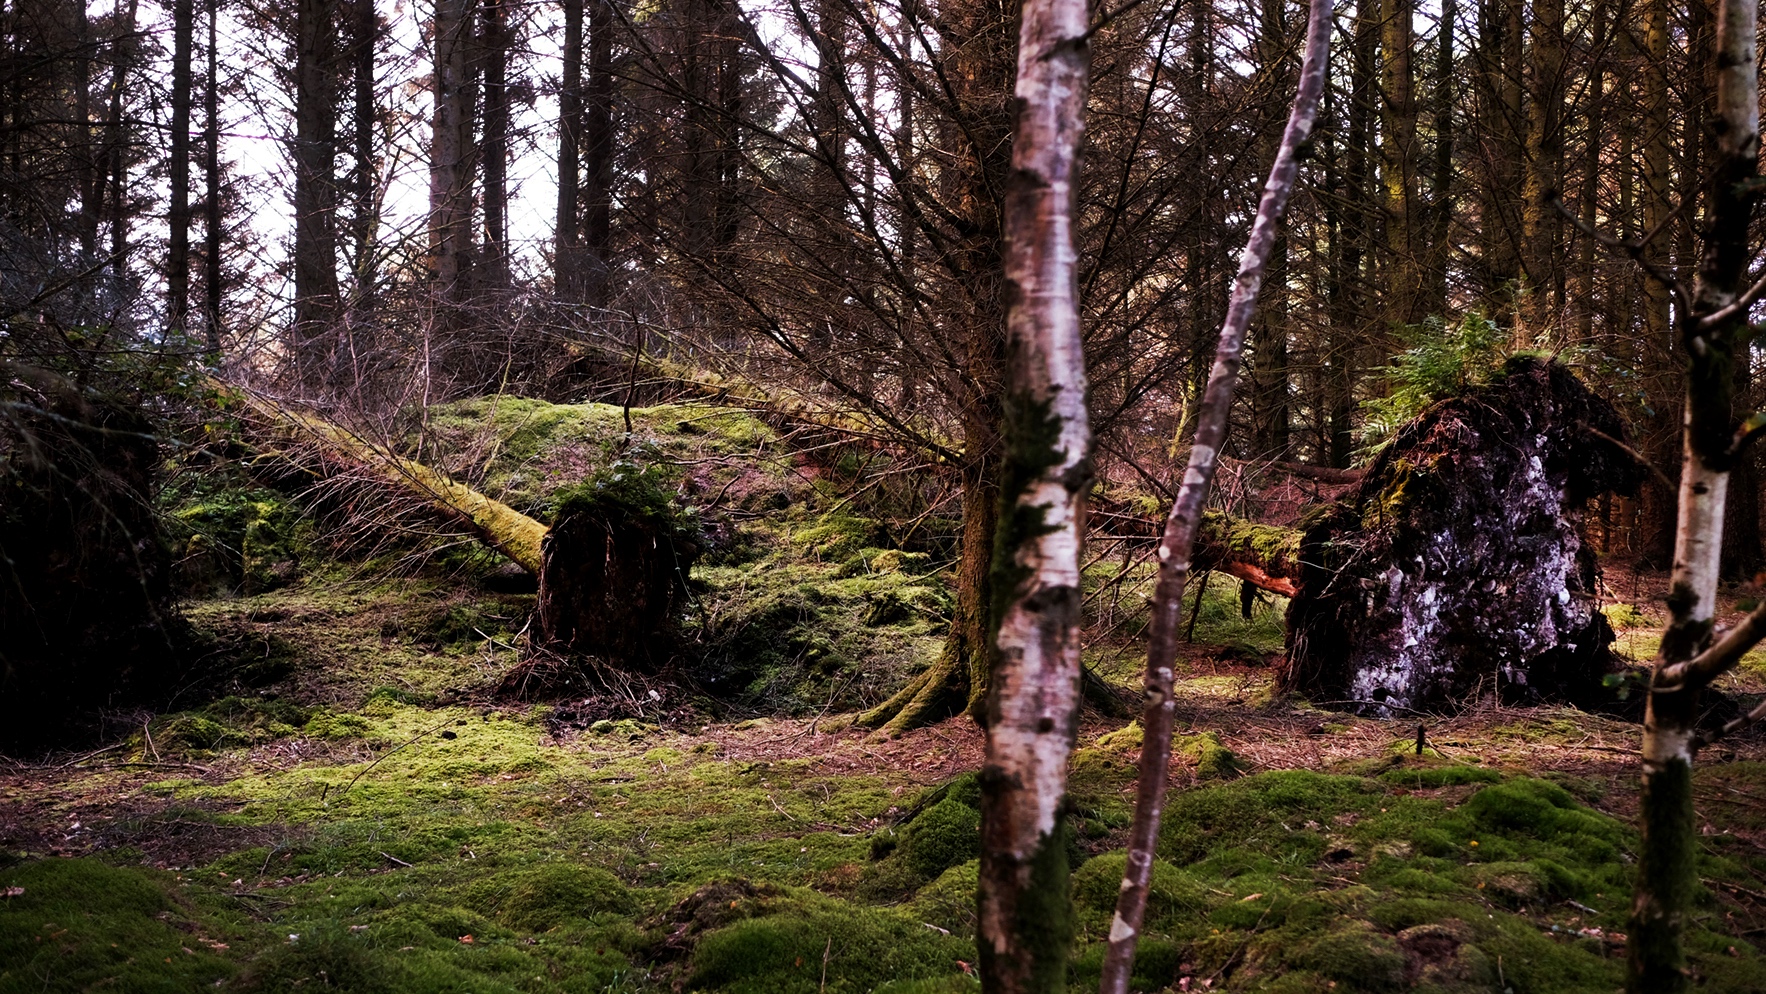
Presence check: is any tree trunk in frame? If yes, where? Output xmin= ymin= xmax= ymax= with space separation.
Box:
xmin=203 ymin=0 xmax=223 ymax=357
xmin=976 ymin=0 xmax=1093 ymax=982
xmin=1379 ymin=0 xmax=1419 ymax=323
xmin=1520 ymin=0 xmax=1563 ymax=330
xmin=1476 ymin=0 xmax=1522 ymax=310
xmin=1250 ymin=0 xmax=1290 ymax=459
xmin=168 ymin=0 xmax=193 ymax=336
xmin=583 ymin=0 xmax=614 ymax=307
xmin=855 ymin=0 xmax=1015 ymax=736
xmin=556 ymin=0 xmax=583 ymax=298
xmin=430 ymin=0 xmax=476 ymax=304
xmin=1100 ymin=1 xmax=1330 ymax=986
xmin=349 ymin=0 xmax=377 ymax=320
xmin=479 ymin=0 xmax=510 ymax=291
xmin=1629 ymin=0 xmax=1761 ymax=984
xmin=293 ymin=0 xmax=341 ymax=384
xmin=1421 ymin=0 xmax=1454 ymax=317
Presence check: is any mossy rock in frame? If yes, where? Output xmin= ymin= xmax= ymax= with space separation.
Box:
xmin=1070 ymin=852 xmax=1205 ymax=932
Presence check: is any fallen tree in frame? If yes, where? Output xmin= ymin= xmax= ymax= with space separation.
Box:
xmin=1280 ymin=357 xmax=1646 ymax=711
xmin=222 ymin=386 xmax=696 ymax=669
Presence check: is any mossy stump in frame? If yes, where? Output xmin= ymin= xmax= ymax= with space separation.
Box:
xmin=535 ymin=471 xmax=700 ymax=667
xmin=1281 ymin=357 xmax=1645 ymax=713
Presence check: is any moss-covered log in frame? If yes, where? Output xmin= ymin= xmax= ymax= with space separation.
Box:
xmin=1193 ymin=512 xmax=1300 ymax=597
xmin=223 ymin=384 xmax=547 ymax=574
xmin=1281 ymin=357 xmax=1646 ymax=712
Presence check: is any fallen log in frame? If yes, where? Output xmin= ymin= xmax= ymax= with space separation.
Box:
xmin=1280 ymin=357 xmax=1647 ymax=712
xmin=1192 ymin=512 xmax=1300 ymax=598
xmin=222 ymin=384 xmax=547 ymax=574
xmin=221 ymin=386 xmax=696 ymax=669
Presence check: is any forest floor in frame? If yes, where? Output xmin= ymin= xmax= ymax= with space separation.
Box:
xmin=6 ymin=400 xmax=1766 ymax=993
xmin=5 ymin=568 xmax=1766 ymax=994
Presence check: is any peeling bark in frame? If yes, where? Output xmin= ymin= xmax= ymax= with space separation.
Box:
xmin=977 ymin=0 xmax=1092 ymax=986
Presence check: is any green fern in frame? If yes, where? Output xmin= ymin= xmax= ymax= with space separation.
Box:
xmin=1356 ymin=312 xmax=1509 ymax=455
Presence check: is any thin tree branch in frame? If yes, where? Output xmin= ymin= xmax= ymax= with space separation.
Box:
xmin=1099 ymin=0 xmax=1331 ymax=988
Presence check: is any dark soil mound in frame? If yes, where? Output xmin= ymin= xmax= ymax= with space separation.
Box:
xmin=1281 ymin=357 xmax=1646 ymax=713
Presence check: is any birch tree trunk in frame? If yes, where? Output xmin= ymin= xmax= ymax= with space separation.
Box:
xmin=1628 ymin=0 xmax=1761 ymax=988
xmin=976 ymin=0 xmax=1092 ymax=986
xmin=1098 ymin=0 xmax=1330 ymax=988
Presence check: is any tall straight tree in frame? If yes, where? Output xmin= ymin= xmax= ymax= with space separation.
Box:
xmin=1379 ymin=0 xmax=1419 ymax=323
xmin=556 ymin=0 xmax=583 ymax=297
xmin=430 ymin=0 xmax=476 ymax=304
xmin=479 ymin=0 xmax=510 ymax=290
xmin=978 ymin=0 xmax=1092 ymax=985
xmin=292 ymin=0 xmax=341 ymax=381
xmin=1519 ymin=0 xmax=1563 ymax=328
xmin=203 ymin=0 xmax=222 ymax=355
xmin=582 ymin=0 xmax=613 ymax=307
xmin=349 ymin=0 xmax=376 ymax=317
xmin=168 ymin=0 xmax=193 ymax=334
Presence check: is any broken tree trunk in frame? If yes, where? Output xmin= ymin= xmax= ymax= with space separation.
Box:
xmin=223 ymin=386 xmax=695 ymax=668
xmin=535 ymin=472 xmax=701 ymax=664
xmin=1281 ymin=357 xmax=1646 ymax=711
xmin=224 ymin=385 xmax=546 ymax=574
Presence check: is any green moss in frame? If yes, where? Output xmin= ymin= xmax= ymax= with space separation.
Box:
xmin=1286 ymin=924 xmax=1407 ymax=991
xmin=172 ymin=488 xmax=310 ymax=594
xmin=909 ymin=860 xmax=980 ymax=938
xmin=1176 ymin=731 xmax=1245 ymax=780
xmin=466 ymin=864 xmax=634 ymax=931
xmin=0 ymin=859 xmax=240 ymax=992
xmin=686 ymin=889 xmax=973 ymax=994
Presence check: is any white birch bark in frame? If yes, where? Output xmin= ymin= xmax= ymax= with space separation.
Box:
xmin=975 ymin=0 xmax=1092 ymax=987
xmin=1099 ymin=1 xmax=1331 ymax=989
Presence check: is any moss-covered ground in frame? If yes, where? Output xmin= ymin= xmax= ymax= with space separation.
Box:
xmin=6 ymin=400 xmax=1766 ymax=992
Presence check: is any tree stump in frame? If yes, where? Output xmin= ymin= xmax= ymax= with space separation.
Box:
xmin=1281 ymin=357 xmax=1646 ymax=712
xmin=535 ymin=472 xmax=700 ymax=667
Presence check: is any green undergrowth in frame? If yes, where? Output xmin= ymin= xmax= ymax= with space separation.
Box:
xmin=11 ymin=718 xmax=1766 ymax=992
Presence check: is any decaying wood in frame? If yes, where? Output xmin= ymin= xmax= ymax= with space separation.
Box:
xmin=979 ymin=0 xmax=1092 ymax=985
xmin=1100 ymin=1 xmax=1331 ymax=987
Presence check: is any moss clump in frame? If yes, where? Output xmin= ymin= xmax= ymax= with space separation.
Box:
xmin=0 ymin=859 xmax=238 ymax=992
xmin=1286 ymin=924 xmax=1408 ymax=991
xmin=468 ymin=864 xmax=634 ymax=932
xmin=172 ymin=488 xmax=309 ymax=595
xmin=1176 ymin=731 xmax=1245 ymax=780
xmin=863 ymin=775 xmax=983 ymax=898
xmin=686 ymin=887 xmax=973 ymax=994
